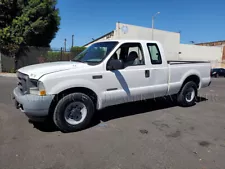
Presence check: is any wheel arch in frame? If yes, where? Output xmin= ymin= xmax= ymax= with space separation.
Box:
xmin=179 ymin=74 xmax=200 ymax=94
xmin=183 ymin=75 xmax=200 ymax=88
xmin=48 ymin=87 xmax=99 ymax=117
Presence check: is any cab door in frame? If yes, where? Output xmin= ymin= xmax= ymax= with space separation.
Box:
xmin=145 ymin=43 xmax=168 ymax=97
xmin=101 ymin=42 xmax=151 ymax=108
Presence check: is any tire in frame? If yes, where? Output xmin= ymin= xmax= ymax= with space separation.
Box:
xmin=177 ymin=81 xmax=198 ymax=107
xmin=53 ymin=93 xmax=95 ymax=133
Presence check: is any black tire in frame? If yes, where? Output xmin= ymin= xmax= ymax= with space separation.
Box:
xmin=177 ymin=81 xmax=198 ymax=107
xmin=53 ymin=93 xmax=95 ymax=133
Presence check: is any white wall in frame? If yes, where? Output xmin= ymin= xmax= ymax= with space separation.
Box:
xmin=85 ymin=22 xmax=181 ymax=60
xmin=179 ymin=44 xmax=223 ymax=61
xmin=115 ymin=23 xmax=181 ymax=60
xmin=179 ymin=44 xmax=223 ymax=68
xmin=83 ymin=22 xmax=224 ymax=68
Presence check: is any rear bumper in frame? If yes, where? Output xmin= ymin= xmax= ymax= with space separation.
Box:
xmin=13 ymin=87 xmax=54 ymax=117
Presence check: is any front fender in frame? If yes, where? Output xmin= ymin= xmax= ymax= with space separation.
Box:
xmin=47 ymin=79 xmax=103 ymax=109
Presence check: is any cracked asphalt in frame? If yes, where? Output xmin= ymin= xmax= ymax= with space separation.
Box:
xmin=0 ymin=76 xmax=225 ymax=169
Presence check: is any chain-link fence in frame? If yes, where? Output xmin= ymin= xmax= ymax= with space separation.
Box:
xmin=0 ymin=47 xmax=85 ymax=72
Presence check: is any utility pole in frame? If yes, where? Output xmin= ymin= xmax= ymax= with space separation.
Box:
xmin=72 ymin=35 xmax=74 ymax=48
xmin=64 ymin=38 xmax=67 ymax=52
xmin=152 ymin=12 xmax=160 ymax=40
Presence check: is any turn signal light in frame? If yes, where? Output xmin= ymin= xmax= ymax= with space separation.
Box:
xmin=39 ymin=90 xmax=46 ymax=96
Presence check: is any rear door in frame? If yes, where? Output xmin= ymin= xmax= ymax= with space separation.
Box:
xmin=145 ymin=43 xmax=168 ymax=97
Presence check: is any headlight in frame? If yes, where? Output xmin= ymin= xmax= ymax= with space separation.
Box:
xmin=29 ymin=80 xmax=46 ymax=96
xmin=38 ymin=81 xmax=46 ymax=96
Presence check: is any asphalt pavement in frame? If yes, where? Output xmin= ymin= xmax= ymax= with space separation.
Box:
xmin=0 ymin=76 xmax=225 ymax=169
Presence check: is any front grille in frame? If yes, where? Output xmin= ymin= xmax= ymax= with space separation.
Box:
xmin=17 ymin=72 xmax=29 ymax=94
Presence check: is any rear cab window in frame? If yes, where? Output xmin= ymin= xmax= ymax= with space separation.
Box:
xmin=147 ymin=43 xmax=162 ymax=64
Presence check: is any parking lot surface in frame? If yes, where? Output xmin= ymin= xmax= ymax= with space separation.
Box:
xmin=0 ymin=77 xmax=225 ymax=169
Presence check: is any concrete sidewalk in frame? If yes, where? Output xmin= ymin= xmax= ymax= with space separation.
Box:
xmin=0 ymin=73 xmax=16 ymax=78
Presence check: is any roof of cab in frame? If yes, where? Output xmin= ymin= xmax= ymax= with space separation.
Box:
xmin=99 ymin=39 xmax=159 ymax=43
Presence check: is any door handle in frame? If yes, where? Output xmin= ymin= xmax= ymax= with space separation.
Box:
xmin=145 ymin=70 xmax=150 ymax=78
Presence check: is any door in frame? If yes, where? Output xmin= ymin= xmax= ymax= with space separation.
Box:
xmin=146 ymin=43 xmax=168 ymax=97
xmin=102 ymin=43 xmax=151 ymax=107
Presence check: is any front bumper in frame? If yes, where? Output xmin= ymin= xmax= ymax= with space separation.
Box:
xmin=13 ymin=87 xmax=54 ymax=117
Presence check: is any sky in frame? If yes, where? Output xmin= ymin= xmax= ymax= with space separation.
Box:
xmin=50 ymin=0 xmax=225 ymax=49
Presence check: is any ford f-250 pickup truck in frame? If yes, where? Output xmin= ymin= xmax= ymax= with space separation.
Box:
xmin=13 ymin=40 xmax=211 ymax=132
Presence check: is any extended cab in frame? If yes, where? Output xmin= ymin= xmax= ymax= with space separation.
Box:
xmin=13 ymin=40 xmax=211 ymax=132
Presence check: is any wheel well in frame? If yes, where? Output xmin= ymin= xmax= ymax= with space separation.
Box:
xmin=182 ymin=75 xmax=200 ymax=89
xmin=48 ymin=87 xmax=98 ymax=117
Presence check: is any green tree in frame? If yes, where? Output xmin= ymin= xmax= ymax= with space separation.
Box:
xmin=0 ymin=0 xmax=60 ymax=70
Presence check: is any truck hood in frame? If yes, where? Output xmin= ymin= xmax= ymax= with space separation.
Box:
xmin=18 ymin=61 xmax=89 ymax=79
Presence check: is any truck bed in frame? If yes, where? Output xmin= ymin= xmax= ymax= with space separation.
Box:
xmin=167 ymin=60 xmax=211 ymax=95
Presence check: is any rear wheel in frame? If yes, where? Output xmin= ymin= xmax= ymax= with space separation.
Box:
xmin=53 ymin=93 xmax=95 ymax=133
xmin=177 ymin=81 xmax=198 ymax=107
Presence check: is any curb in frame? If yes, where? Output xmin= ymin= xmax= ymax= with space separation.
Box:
xmin=0 ymin=73 xmax=16 ymax=78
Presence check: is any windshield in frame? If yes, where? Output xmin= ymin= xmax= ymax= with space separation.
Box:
xmin=72 ymin=41 xmax=118 ymax=64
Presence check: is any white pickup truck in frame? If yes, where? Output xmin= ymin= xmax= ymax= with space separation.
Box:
xmin=13 ymin=40 xmax=211 ymax=132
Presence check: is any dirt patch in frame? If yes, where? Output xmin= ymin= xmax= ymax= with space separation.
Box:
xmin=220 ymin=144 xmax=225 ymax=148
xmin=139 ymin=129 xmax=148 ymax=134
xmin=189 ymin=126 xmax=195 ymax=131
xmin=166 ymin=130 xmax=181 ymax=138
xmin=199 ymin=141 xmax=211 ymax=147
xmin=152 ymin=120 xmax=170 ymax=131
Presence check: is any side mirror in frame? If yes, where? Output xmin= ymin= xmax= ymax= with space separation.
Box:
xmin=107 ymin=59 xmax=124 ymax=70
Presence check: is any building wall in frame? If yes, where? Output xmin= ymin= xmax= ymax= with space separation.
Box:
xmin=85 ymin=31 xmax=115 ymax=47
xmin=84 ymin=22 xmax=181 ymax=60
xmin=197 ymin=41 xmax=225 ymax=47
xmin=115 ymin=23 xmax=180 ymax=60
xmin=196 ymin=41 xmax=225 ymax=61
xmin=84 ymin=22 xmax=224 ymax=67
xmin=179 ymin=44 xmax=224 ymax=68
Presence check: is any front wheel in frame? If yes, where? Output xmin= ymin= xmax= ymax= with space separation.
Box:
xmin=53 ymin=93 xmax=95 ymax=133
xmin=177 ymin=81 xmax=198 ymax=107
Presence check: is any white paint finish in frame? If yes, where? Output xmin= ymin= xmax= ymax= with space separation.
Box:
xmin=18 ymin=61 xmax=89 ymax=79
xmin=17 ymin=40 xmax=211 ymax=111
xmin=179 ymin=44 xmax=223 ymax=62
xmin=102 ymin=66 xmax=151 ymax=107
xmin=168 ymin=63 xmax=211 ymax=95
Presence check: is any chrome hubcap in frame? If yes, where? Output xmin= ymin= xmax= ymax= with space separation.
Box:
xmin=186 ymin=88 xmax=195 ymax=102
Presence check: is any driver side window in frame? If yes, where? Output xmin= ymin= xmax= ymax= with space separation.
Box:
xmin=110 ymin=43 xmax=145 ymax=67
